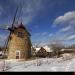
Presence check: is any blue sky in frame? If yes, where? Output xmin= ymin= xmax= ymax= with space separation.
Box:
xmin=0 ymin=0 xmax=75 ymax=46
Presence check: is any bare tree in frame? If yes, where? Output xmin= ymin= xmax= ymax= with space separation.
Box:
xmin=50 ymin=39 xmax=64 ymax=58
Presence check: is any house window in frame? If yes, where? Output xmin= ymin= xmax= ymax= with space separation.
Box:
xmin=18 ymin=32 xmax=24 ymax=38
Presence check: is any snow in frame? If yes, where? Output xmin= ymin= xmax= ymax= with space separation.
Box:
xmin=35 ymin=48 xmax=41 ymax=52
xmin=0 ymin=51 xmax=4 ymax=56
xmin=61 ymin=49 xmax=73 ymax=51
xmin=60 ymin=53 xmax=73 ymax=61
xmin=43 ymin=45 xmax=53 ymax=52
xmin=0 ymin=56 xmax=75 ymax=72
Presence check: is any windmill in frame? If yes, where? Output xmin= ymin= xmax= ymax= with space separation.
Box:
xmin=0 ymin=6 xmax=18 ymax=54
xmin=0 ymin=6 xmax=32 ymax=60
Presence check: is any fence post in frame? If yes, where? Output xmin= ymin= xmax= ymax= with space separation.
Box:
xmin=2 ymin=60 xmax=5 ymax=72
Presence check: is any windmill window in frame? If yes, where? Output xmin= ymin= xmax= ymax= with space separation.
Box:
xmin=9 ymin=36 xmax=12 ymax=40
xmin=18 ymin=32 xmax=24 ymax=38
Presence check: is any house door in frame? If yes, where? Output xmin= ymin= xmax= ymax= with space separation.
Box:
xmin=15 ymin=51 xmax=20 ymax=59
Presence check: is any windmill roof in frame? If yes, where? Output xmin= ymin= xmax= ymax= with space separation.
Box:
xmin=17 ymin=22 xmax=25 ymax=29
xmin=16 ymin=22 xmax=31 ymax=36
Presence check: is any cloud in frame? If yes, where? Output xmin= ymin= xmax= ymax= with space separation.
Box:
xmin=66 ymin=35 xmax=75 ymax=40
xmin=0 ymin=34 xmax=8 ymax=41
xmin=33 ymin=32 xmax=48 ymax=37
xmin=0 ymin=6 xmax=3 ymax=16
xmin=53 ymin=11 xmax=75 ymax=27
xmin=52 ymin=11 xmax=75 ymax=43
xmin=41 ymin=32 xmax=47 ymax=36
xmin=13 ymin=0 xmax=44 ymax=25
xmin=34 ymin=25 xmax=39 ymax=29
xmin=0 ymin=34 xmax=8 ymax=46
xmin=49 ymin=33 xmax=53 ymax=37
xmin=59 ymin=25 xmax=71 ymax=32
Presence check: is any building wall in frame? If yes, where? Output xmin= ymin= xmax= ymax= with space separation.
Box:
xmin=8 ymin=28 xmax=31 ymax=59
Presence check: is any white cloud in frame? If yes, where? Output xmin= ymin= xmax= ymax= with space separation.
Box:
xmin=53 ymin=11 xmax=75 ymax=27
xmin=0 ymin=34 xmax=7 ymax=41
xmin=0 ymin=6 xmax=3 ymax=16
xmin=34 ymin=33 xmax=41 ymax=36
xmin=66 ymin=35 xmax=75 ymax=40
xmin=13 ymin=0 xmax=44 ymax=25
xmin=59 ymin=25 xmax=71 ymax=32
xmin=49 ymin=33 xmax=53 ymax=37
xmin=41 ymin=32 xmax=47 ymax=36
xmin=34 ymin=25 xmax=39 ymax=29
xmin=0 ymin=34 xmax=8 ymax=46
xmin=52 ymin=11 xmax=75 ymax=42
xmin=34 ymin=32 xmax=48 ymax=36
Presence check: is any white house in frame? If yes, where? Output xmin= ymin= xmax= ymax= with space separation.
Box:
xmin=35 ymin=45 xmax=53 ymax=53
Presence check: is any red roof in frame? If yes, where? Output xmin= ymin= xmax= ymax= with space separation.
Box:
xmin=15 ymin=22 xmax=31 ymax=36
xmin=17 ymin=22 xmax=25 ymax=29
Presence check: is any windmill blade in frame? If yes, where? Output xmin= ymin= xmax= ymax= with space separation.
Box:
xmin=4 ymin=35 xmax=10 ymax=52
xmin=2 ymin=6 xmax=19 ymax=53
xmin=12 ymin=6 xmax=19 ymax=28
xmin=0 ymin=7 xmax=18 ymax=31
xmin=3 ymin=6 xmax=19 ymax=53
xmin=0 ymin=25 xmax=10 ymax=30
xmin=0 ymin=28 xmax=7 ymax=30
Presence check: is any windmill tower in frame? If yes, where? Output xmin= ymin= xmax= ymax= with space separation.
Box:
xmin=0 ymin=7 xmax=32 ymax=60
xmin=8 ymin=22 xmax=31 ymax=59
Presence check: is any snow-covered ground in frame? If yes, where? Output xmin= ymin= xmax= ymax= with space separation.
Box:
xmin=0 ymin=56 xmax=75 ymax=72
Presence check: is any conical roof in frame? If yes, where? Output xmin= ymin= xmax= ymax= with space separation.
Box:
xmin=17 ymin=22 xmax=31 ymax=36
xmin=8 ymin=22 xmax=31 ymax=36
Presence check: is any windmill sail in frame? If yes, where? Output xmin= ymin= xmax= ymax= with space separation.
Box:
xmin=12 ymin=6 xmax=19 ymax=29
xmin=0 ymin=3 xmax=32 ymax=59
xmin=4 ymin=7 xmax=19 ymax=53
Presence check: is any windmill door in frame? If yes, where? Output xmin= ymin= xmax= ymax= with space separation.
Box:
xmin=15 ymin=51 xmax=20 ymax=59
